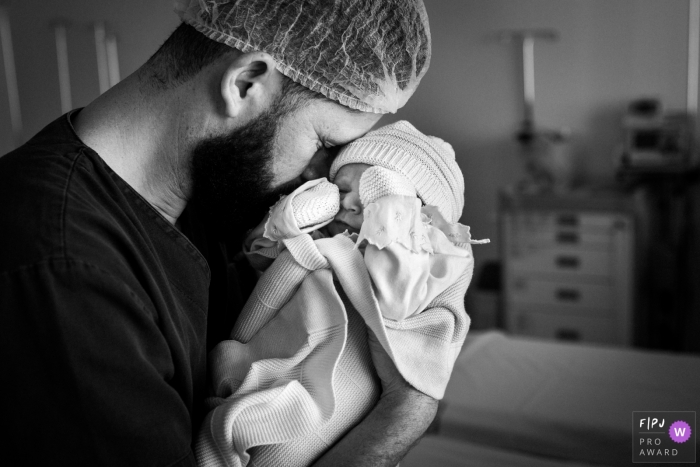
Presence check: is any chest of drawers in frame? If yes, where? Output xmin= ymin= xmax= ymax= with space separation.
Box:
xmin=499 ymin=190 xmax=635 ymax=345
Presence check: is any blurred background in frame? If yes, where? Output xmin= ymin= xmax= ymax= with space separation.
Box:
xmin=1 ymin=0 xmax=699 ymax=354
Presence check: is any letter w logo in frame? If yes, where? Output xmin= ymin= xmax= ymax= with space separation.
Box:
xmin=674 ymin=427 xmax=687 ymax=437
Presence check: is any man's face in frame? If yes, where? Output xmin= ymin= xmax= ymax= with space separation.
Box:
xmin=270 ymin=99 xmax=382 ymax=188
xmin=189 ymin=94 xmax=380 ymax=239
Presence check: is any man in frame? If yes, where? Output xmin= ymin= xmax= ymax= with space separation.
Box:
xmin=0 ymin=0 xmax=433 ymax=465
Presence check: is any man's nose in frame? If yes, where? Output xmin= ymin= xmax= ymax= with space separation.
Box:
xmin=301 ymin=147 xmax=340 ymax=182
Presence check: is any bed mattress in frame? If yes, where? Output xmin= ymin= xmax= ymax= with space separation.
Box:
xmin=402 ymin=435 xmax=610 ymax=467
xmin=437 ymin=331 xmax=700 ymax=466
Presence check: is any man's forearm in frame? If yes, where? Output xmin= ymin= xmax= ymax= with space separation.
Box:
xmin=312 ymin=385 xmax=438 ymax=467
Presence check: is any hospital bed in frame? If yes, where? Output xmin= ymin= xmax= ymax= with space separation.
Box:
xmin=402 ymin=330 xmax=700 ymax=467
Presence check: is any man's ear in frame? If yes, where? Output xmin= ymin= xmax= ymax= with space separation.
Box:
xmin=220 ymin=52 xmax=280 ymax=119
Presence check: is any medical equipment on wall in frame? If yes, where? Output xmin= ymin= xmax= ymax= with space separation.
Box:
xmin=615 ymin=1 xmax=699 ymax=173
xmin=498 ymin=28 xmax=577 ymax=193
xmin=617 ymin=97 xmax=692 ymax=170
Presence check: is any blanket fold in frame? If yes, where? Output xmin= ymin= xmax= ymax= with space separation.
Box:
xmin=196 ymin=234 xmax=472 ymax=467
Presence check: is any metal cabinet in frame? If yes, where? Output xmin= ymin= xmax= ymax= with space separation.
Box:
xmin=499 ymin=190 xmax=635 ymax=345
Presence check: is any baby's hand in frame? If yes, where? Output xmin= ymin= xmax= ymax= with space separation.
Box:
xmin=290 ymin=180 xmax=339 ymax=230
xmin=262 ymin=179 xmax=340 ymax=243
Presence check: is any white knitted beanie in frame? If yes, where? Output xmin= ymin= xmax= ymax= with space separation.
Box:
xmin=359 ymin=166 xmax=416 ymax=207
xmin=329 ymin=120 xmax=464 ymax=223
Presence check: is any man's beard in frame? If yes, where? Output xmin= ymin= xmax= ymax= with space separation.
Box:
xmin=189 ymin=104 xmax=301 ymax=240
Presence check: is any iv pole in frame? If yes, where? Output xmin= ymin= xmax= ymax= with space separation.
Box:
xmin=497 ymin=29 xmax=559 ymax=144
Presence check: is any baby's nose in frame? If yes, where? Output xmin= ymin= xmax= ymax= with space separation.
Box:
xmin=341 ymin=192 xmax=362 ymax=214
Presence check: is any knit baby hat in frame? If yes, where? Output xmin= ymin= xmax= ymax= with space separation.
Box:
xmin=359 ymin=166 xmax=416 ymax=207
xmin=329 ymin=121 xmax=464 ymax=223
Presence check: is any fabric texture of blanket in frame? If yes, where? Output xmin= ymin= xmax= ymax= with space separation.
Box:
xmin=195 ymin=230 xmax=474 ymax=467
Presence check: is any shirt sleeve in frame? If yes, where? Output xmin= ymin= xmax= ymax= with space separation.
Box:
xmin=0 ymin=259 xmax=198 ymax=467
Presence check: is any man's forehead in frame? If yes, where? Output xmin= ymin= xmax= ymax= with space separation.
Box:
xmin=311 ymin=100 xmax=382 ymax=142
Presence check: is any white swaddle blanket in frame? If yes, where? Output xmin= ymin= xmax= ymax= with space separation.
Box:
xmin=195 ymin=209 xmax=476 ymax=467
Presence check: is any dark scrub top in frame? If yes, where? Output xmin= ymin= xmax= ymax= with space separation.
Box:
xmin=0 ymin=111 xmax=250 ymax=466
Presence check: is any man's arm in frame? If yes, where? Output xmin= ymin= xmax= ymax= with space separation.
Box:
xmin=313 ymin=380 xmax=437 ymax=466
xmin=313 ymin=330 xmax=438 ymax=466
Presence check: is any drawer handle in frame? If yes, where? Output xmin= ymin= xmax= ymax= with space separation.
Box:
xmin=556 ymin=214 xmax=579 ymax=227
xmin=556 ymin=232 xmax=579 ymax=244
xmin=556 ymin=288 xmax=581 ymax=302
xmin=556 ymin=328 xmax=581 ymax=341
xmin=555 ymin=255 xmax=580 ymax=269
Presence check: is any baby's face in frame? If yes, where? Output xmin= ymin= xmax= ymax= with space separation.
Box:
xmin=326 ymin=163 xmax=371 ymax=236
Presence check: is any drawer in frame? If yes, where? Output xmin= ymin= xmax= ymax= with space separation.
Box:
xmin=508 ymin=248 xmax=612 ymax=277
xmin=503 ymin=212 xmax=632 ymax=249
xmin=509 ymin=310 xmax=620 ymax=344
xmin=506 ymin=211 xmax=628 ymax=232
xmin=508 ymin=228 xmax=613 ymax=249
xmin=507 ymin=278 xmax=613 ymax=311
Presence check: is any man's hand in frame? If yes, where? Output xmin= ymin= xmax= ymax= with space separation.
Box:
xmin=312 ymin=330 xmax=438 ymax=467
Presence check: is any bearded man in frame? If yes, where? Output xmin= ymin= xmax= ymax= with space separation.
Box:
xmin=0 ymin=1 xmax=434 ymax=466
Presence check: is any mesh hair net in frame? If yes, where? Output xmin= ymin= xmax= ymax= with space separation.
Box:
xmin=174 ymin=0 xmax=431 ymax=114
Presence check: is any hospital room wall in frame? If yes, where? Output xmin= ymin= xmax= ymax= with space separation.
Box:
xmin=0 ymin=0 xmax=179 ymax=156
xmin=0 ymin=1 xmax=693 ymax=269
xmin=389 ymin=0 xmax=691 ymax=270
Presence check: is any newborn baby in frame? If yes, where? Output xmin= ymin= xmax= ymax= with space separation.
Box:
xmin=196 ymin=121 xmax=488 ymax=467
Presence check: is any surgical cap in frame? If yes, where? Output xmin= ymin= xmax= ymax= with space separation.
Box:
xmin=174 ymin=0 xmax=431 ymax=114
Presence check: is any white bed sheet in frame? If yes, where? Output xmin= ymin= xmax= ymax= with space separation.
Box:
xmin=402 ymin=435 xmax=612 ymax=467
xmin=438 ymin=331 xmax=700 ymax=466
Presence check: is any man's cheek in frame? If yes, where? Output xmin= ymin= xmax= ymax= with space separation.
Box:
xmin=302 ymin=148 xmax=334 ymax=181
